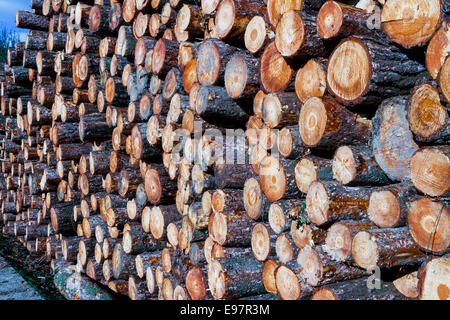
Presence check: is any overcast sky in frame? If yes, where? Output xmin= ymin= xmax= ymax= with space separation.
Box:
xmin=0 ymin=0 xmax=31 ymax=40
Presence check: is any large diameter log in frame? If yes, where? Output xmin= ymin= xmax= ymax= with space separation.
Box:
xmin=306 ymin=181 xmax=373 ymax=226
xmin=393 ymin=271 xmax=419 ymax=299
xmin=352 ymin=227 xmax=427 ymax=271
xmin=372 ymin=96 xmax=419 ymax=182
xmin=381 ymin=0 xmax=442 ymax=48
xmin=417 ymin=256 xmax=450 ymax=300
xmin=54 ymin=268 xmax=114 ymax=300
xmin=259 ymin=41 xmax=293 ymax=93
xmin=210 ymin=210 xmax=256 ymax=247
xmin=196 ymin=85 xmax=249 ymax=128
xmin=410 ymin=146 xmax=450 ymax=197
xmin=266 ymin=0 xmax=303 ymax=28
xmin=327 ymin=37 xmax=429 ymax=106
xmin=112 ymin=243 xmax=136 ymax=280
xmin=407 ymin=198 xmax=449 ymax=255
xmin=207 ymin=256 xmax=265 ymax=299
xmin=407 ymin=83 xmax=449 ymax=143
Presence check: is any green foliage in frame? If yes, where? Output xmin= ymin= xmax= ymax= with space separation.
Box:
xmin=0 ymin=27 xmax=20 ymax=64
xmin=290 ymin=201 xmax=308 ymax=229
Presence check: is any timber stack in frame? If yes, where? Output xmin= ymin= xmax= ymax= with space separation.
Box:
xmin=0 ymin=0 xmax=448 ymax=300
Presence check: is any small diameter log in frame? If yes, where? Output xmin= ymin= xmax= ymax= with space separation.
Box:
xmin=79 ymin=113 xmax=114 ymax=143
xmin=89 ymin=5 xmax=110 ymax=35
xmin=393 ymin=271 xmax=419 ymax=299
xmin=130 ymin=124 xmax=161 ymax=161
xmin=50 ymin=201 xmax=77 ymax=233
xmin=54 ymin=268 xmax=113 ymax=300
xmin=367 ymin=183 xmax=417 ymax=228
xmin=210 ymin=210 xmax=256 ymax=247
xmin=306 ymin=181 xmax=373 ymax=226
xmin=322 ymin=220 xmax=376 ymax=261
xmin=123 ymin=226 xmax=164 ymax=255
xmin=144 ymin=167 xmax=177 ymax=205
xmin=407 ymin=83 xmax=449 ymax=144
xmin=195 ymin=85 xmax=249 ymax=128
xmin=89 ymin=150 xmax=111 ymax=175
xmin=407 ymin=198 xmax=449 ymax=255
xmin=417 ymin=256 xmax=450 ymax=300
xmin=298 ymin=97 xmax=370 ymax=149
xmin=196 ymin=39 xmax=240 ymax=86
xmin=332 ymin=145 xmax=390 ymax=186
xmin=262 ymin=92 xmax=301 ymax=129
xmin=312 ymin=277 xmax=409 ymax=300
xmin=259 ymin=155 xmax=302 ymax=202
xmin=207 ymin=256 xmax=266 ymax=299
xmin=244 ymin=15 xmax=270 ymax=54
xmin=112 ymin=243 xmax=136 ymax=280
xmin=294 ymin=155 xmax=333 ymax=194
xmin=152 ymin=38 xmax=179 ymax=76
xmin=251 ymin=223 xmax=276 ymax=262
xmin=214 ymin=0 xmax=266 ymax=44
xmin=352 ymin=227 xmax=427 ymax=271
xmin=275 ymin=10 xmax=327 ymax=63
xmin=297 ymin=245 xmax=367 ymax=286
xmin=16 ymin=11 xmax=50 ymax=31
xmin=372 ymin=96 xmax=419 ymax=182
xmin=316 ymin=1 xmax=385 ymax=42
xmin=326 ymin=37 xmax=429 ymax=106
xmin=380 ymin=0 xmax=441 ymax=48
xmin=259 ymin=41 xmax=293 ymax=93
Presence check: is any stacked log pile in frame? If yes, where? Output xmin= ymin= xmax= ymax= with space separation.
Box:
xmin=0 ymin=0 xmax=448 ymax=300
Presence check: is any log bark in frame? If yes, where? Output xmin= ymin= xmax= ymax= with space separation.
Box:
xmin=327 ymin=37 xmax=430 ymax=106
xmin=352 ymin=227 xmax=427 ymax=270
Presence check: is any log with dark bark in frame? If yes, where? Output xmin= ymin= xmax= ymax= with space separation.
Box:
xmin=312 ymin=277 xmax=409 ymax=300
xmin=327 ymin=37 xmax=429 ymax=106
xmin=407 ymin=198 xmax=449 ymax=255
xmin=371 ymin=96 xmax=419 ymax=182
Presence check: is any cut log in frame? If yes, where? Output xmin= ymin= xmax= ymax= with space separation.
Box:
xmin=410 ymin=146 xmax=450 ymax=197
xmin=332 ymin=145 xmax=390 ymax=186
xmin=207 ymin=256 xmax=266 ymax=299
xmin=297 ymin=245 xmax=367 ymax=286
xmin=381 ymin=0 xmax=441 ymax=48
xmin=367 ymin=183 xmax=417 ymax=228
xmin=417 ymin=255 xmax=450 ymax=300
xmin=371 ymin=96 xmax=419 ymax=181
xmin=312 ymin=277 xmax=409 ymax=300
xmin=352 ymin=227 xmax=426 ymax=270
xmin=407 ymin=83 xmax=449 ymax=143
xmin=259 ymin=41 xmax=293 ymax=93
xmin=298 ymin=97 xmax=370 ymax=149
xmin=393 ymin=271 xmax=419 ymax=299
xmin=306 ymin=181 xmax=373 ymax=226
xmin=407 ymin=198 xmax=449 ymax=255
xmin=327 ymin=37 xmax=429 ymax=106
